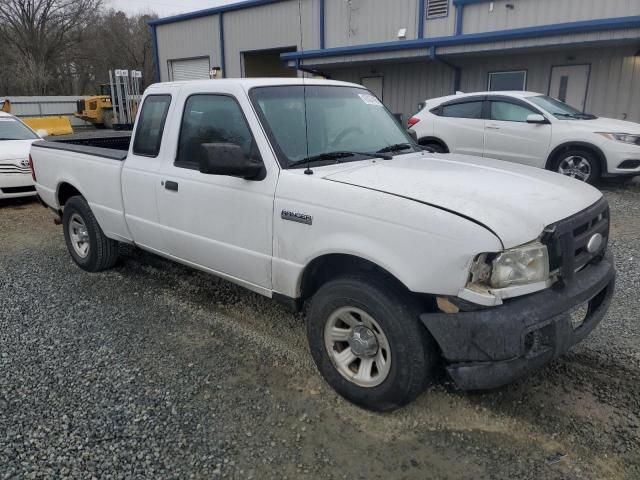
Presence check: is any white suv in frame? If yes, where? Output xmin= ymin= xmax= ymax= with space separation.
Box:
xmin=408 ymin=91 xmax=640 ymax=184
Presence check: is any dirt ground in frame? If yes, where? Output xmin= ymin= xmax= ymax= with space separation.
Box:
xmin=1 ymin=181 xmax=639 ymax=479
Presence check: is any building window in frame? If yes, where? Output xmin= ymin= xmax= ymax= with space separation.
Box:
xmin=426 ymin=0 xmax=449 ymax=19
xmin=488 ymin=71 xmax=527 ymax=91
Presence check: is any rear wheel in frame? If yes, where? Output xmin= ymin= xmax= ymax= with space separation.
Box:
xmin=62 ymin=195 xmax=119 ymax=272
xmin=102 ymin=110 xmax=114 ymax=130
xmin=306 ymin=275 xmax=439 ymax=411
xmin=551 ymin=149 xmax=601 ymax=184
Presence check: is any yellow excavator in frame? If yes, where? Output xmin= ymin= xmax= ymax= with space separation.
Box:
xmin=74 ymin=84 xmax=115 ymax=129
xmin=1 ymin=98 xmax=73 ymax=136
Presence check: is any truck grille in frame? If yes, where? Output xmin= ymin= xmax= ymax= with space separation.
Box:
xmin=543 ymin=197 xmax=609 ymax=283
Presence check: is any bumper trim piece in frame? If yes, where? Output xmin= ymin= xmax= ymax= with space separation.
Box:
xmin=420 ymin=251 xmax=615 ymax=390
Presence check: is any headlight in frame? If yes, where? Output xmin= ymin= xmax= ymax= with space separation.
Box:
xmin=470 ymin=242 xmax=550 ymax=289
xmin=596 ymin=132 xmax=640 ymax=145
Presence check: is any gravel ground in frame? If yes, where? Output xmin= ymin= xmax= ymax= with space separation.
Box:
xmin=1 ymin=179 xmax=639 ymax=479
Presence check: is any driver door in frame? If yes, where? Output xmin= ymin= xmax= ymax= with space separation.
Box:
xmin=155 ymin=88 xmax=278 ymax=291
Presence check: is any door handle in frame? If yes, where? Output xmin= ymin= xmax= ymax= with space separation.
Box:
xmin=164 ymin=180 xmax=179 ymax=192
xmin=486 ymin=125 xmax=501 ymax=130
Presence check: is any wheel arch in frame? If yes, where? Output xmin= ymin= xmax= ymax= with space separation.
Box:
xmin=298 ymin=253 xmax=417 ymax=305
xmin=417 ymin=136 xmax=449 ymax=153
xmin=56 ymin=181 xmax=85 ymax=209
xmin=545 ymin=142 xmax=607 ymax=174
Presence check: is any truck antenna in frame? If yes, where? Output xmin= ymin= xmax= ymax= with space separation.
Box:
xmin=298 ymin=0 xmax=313 ymax=175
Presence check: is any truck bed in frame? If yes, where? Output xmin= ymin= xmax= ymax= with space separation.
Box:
xmin=49 ymin=130 xmax=131 ymax=153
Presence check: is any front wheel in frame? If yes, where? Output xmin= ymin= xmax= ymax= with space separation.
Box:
xmin=552 ymin=149 xmax=601 ymax=184
xmin=306 ymin=275 xmax=440 ymax=411
xmin=62 ymin=195 xmax=119 ymax=272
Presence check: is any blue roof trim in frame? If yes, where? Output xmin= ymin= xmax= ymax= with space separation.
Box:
xmin=282 ymin=15 xmax=640 ymax=60
xmin=453 ymin=0 xmax=493 ymax=5
xmin=148 ymin=0 xmax=285 ymax=26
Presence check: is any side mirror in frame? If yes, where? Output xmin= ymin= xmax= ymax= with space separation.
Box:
xmin=36 ymin=129 xmax=48 ymax=138
xmin=526 ymin=114 xmax=548 ymax=124
xmin=198 ymin=143 xmax=263 ymax=180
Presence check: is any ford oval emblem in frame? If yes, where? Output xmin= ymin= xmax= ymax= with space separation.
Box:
xmin=586 ymin=233 xmax=603 ymax=254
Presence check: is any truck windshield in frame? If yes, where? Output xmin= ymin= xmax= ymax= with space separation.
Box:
xmin=250 ymin=85 xmax=418 ymax=168
xmin=528 ymin=95 xmax=597 ymax=120
xmin=0 ymin=117 xmax=39 ymax=140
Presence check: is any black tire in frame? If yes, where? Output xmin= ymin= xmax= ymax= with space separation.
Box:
xmin=62 ymin=195 xmax=119 ymax=272
xmin=306 ymin=275 xmax=440 ymax=411
xmin=102 ymin=110 xmax=114 ymax=130
xmin=420 ymin=142 xmax=446 ymax=153
xmin=550 ymin=148 xmax=601 ymax=184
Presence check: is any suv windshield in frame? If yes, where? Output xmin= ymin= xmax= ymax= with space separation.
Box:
xmin=0 ymin=117 xmax=39 ymax=140
xmin=250 ymin=85 xmax=418 ymax=168
xmin=528 ymin=95 xmax=597 ymax=120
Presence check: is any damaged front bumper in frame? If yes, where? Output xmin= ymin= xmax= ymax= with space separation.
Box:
xmin=420 ymin=251 xmax=615 ymax=390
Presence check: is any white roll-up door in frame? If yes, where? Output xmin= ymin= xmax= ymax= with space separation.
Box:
xmin=169 ymin=57 xmax=210 ymax=81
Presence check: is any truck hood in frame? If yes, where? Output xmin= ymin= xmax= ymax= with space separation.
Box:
xmin=0 ymin=139 xmax=36 ymax=161
xmin=322 ymin=152 xmax=603 ymax=248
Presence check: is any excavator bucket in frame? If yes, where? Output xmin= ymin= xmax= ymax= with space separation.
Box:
xmin=22 ymin=116 xmax=73 ymax=136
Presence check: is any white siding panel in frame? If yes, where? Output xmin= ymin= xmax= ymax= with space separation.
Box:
xmin=223 ymin=0 xmax=320 ymax=78
xmin=462 ymin=0 xmax=640 ymax=34
xmin=156 ymin=15 xmax=220 ymax=82
xmin=456 ymin=45 xmax=640 ymax=122
xmin=325 ymin=0 xmax=420 ymax=47
xmin=325 ymin=60 xmax=454 ymax=119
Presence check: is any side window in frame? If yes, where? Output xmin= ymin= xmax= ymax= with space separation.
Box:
xmin=132 ymin=95 xmax=171 ymax=157
xmin=490 ymin=101 xmax=535 ymax=122
xmin=440 ymin=101 xmax=483 ymax=119
xmin=176 ymin=94 xmax=260 ymax=169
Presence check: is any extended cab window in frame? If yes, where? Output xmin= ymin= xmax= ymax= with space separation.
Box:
xmin=440 ymin=101 xmax=483 ymax=119
xmin=132 ymin=95 xmax=171 ymax=157
xmin=176 ymin=95 xmax=260 ymax=169
xmin=490 ymin=101 xmax=536 ymax=122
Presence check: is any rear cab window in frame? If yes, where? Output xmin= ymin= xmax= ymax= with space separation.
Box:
xmin=132 ymin=95 xmax=172 ymax=157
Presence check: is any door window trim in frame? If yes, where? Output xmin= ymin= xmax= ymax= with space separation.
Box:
xmin=173 ymin=93 xmax=265 ymax=176
xmin=132 ymin=94 xmax=172 ymax=158
xmin=487 ymin=70 xmax=528 ymax=91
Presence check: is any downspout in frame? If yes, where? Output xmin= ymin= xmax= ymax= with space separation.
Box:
xmin=219 ymin=14 xmax=227 ymax=78
xmin=319 ymin=0 xmax=326 ymax=49
xmin=151 ymin=25 xmax=161 ymax=83
xmin=455 ymin=4 xmax=464 ymax=35
xmin=430 ymin=46 xmax=462 ymax=94
xmin=418 ymin=0 xmax=426 ymax=38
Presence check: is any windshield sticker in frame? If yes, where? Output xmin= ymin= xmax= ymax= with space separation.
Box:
xmin=359 ymin=94 xmax=383 ymax=107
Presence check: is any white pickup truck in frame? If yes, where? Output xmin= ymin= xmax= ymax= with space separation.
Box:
xmin=32 ymin=78 xmax=615 ymax=411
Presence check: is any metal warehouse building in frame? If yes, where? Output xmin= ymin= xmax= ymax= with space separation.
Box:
xmin=149 ymin=0 xmax=640 ymax=122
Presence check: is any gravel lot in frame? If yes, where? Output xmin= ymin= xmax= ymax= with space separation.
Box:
xmin=1 ymin=179 xmax=639 ymax=479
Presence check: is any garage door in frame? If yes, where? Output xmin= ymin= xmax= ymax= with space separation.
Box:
xmin=170 ymin=57 xmax=210 ymax=81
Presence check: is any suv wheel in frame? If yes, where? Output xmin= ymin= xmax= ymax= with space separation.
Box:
xmin=552 ymin=149 xmax=601 ymax=184
xmin=306 ymin=275 xmax=439 ymax=411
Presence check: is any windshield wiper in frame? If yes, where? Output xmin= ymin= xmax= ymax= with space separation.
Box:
xmin=288 ymin=150 xmax=392 ymax=169
xmin=376 ymin=143 xmax=416 ymax=154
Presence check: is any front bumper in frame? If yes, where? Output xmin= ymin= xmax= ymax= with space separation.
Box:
xmin=0 ymin=173 xmax=36 ymax=199
xmin=602 ymin=141 xmax=640 ymax=176
xmin=421 ymin=251 xmax=615 ymax=390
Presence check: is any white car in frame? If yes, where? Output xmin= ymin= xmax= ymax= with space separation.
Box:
xmin=31 ymin=79 xmax=615 ymax=411
xmin=408 ymin=91 xmax=640 ymax=184
xmin=0 ymin=112 xmax=42 ymax=199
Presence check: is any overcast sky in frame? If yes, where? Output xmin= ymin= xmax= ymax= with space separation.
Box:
xmin=107 ymin=0 xmax=236 ymax=17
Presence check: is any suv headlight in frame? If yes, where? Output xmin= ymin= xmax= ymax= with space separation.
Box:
xmin=596 ymin=132 xmax=640 ymax=146
xmin=470 ymin=242 xmax=550 ymax=289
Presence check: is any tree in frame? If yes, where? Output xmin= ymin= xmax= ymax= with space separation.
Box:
xmin=0 ymin=0 xmax=102 ymax=94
